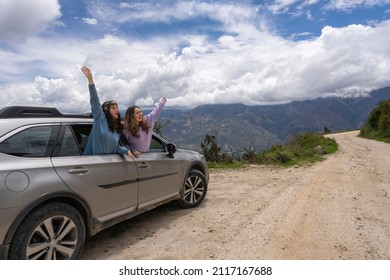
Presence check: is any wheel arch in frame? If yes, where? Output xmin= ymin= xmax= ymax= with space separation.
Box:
xmin=178 ymin=162 xmax=209 ymax=208
xmin=184 ymin=161 xmax=209 ymax=182
xmin=4 ymin=191 xmax=93 ymax=249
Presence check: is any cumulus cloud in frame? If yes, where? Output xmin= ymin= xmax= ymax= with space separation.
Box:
xmin=0 ymin=0 xmax=61 ymax=39
xmin=6 ymin=18 xmax=387 ymax=112
xmin=98 ymin=20 xmax=390 ymax=108
xmin=1 ymin=0 xmax=390 ymax=113
xmin=0 ymin=73 xmax=88 ymax=113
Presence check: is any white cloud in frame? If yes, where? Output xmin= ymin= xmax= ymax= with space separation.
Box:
xmin=325 ymin=0 xmax=390 ymax=11
xmin=2 ymin=19 xmax=390 ymax=112
xmin=7 ymin=18 xmax=390 ymax=111
xmin=0 ymin=0 xmax=61 ymax=39
xmin=1 ymin=1 xmax=390 ymax=112
xmin=0 ymin=73 xmax=88 ymax=113
xmin=85 ymin=0 xmax=265 ymax=34
xmin=0 ymin=36 xmax=86 ymax=84
xmin=266 ymin=0 xmax=301 ymax=14
xmin=82 ymin=18 xmax=98 ymax=25
xmin=265 ymin=0 xmax=390 ymax=14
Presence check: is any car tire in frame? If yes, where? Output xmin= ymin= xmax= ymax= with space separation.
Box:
xmin=8 ymin=202 xmax=85 ymax=260
xmin=178 ymin=169 xmax=208 ymax=208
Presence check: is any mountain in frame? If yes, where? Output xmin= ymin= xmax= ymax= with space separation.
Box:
xmin=157 ymin=87 xmax=390 ymax=154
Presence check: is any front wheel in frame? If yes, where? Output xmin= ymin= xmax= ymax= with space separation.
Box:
xmin=8 ymin=202 xmax=85 ymax=260
xmin=178 ymin=169 xmax=208 ymax=208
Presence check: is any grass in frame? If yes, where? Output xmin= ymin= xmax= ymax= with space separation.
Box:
xmin=359 ymin=130 xmax=390 ymax=144
xmin=208 ymin=132 xmax=338 ymax=169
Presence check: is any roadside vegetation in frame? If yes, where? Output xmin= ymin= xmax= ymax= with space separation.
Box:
xmin=359 ymin=100 xmax=390 ymax=143
xmin=201 ymin=132 xmax=338 ymax=169
xmin=202 ymin=99 xmax=390 ymax=169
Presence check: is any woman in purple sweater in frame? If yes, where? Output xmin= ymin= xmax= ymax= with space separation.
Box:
xmin=123 ymin=97 xmax=167 ymax=157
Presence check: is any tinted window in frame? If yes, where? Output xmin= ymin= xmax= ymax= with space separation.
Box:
xmin=0 ymin=126 xmax=58 ymax=157
xmin=70 ymin=124 xmax=92 ymax=153
xmin=57 ymin=126 xmax=80 ymax=156
xmin=149 ymin=136 xmax=165 ymax=152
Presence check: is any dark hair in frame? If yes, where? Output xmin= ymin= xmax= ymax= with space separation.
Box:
xmin=102 ymin=100 xmax=117 ymax=113
xmin=124 ymin=106 xmax=149 ymax=137
xmin=102 ymin=100 xmax=124 ymax=133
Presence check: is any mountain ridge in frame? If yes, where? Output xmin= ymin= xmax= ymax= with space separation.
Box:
xmin=157 ymin=87 xmax=390 ymax=153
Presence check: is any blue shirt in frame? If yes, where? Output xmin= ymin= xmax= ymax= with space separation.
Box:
xmin=83 ymin=84 xmax=129 ymax=156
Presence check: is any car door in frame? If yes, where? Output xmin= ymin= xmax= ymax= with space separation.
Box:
xmin=136 ymin=136 xmax=183 ymax=209
xmin=51 ymin=124 xmax=139 ymax=221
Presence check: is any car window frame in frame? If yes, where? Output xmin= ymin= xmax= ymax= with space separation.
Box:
xmin=0 ymin=124 xmax=60 ymax=158
xmin=52 ymin=123 xmax=92 ymax=157
xmin=148 ymin=134 xmax=167 ymax=153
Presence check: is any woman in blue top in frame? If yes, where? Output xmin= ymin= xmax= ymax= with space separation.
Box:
xmin=81 ymin=66 xmax=134 ymax=159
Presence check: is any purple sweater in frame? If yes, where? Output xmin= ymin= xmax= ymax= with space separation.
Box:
xmin=123 ymin=98 xmax=166 ymax=152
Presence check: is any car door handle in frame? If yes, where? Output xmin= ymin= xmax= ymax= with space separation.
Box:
xmin=68 ymin=167 xmax=90 ymax=175
xmin=137 ymin=162 xmax=149 ymax=169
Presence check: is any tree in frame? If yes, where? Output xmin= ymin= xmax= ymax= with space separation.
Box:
xmin=153 ymin=119 xmax=172 ymax=137
xmin=242 ymin=147 xmax=256 ymax=163
xmin=360 ymin=100 xmax=390 ymax=138
xmin=200 ymin=134 xmax=221 ymax=162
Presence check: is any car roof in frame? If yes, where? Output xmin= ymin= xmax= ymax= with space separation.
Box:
xmin=0 ymin=106 xmax=93 ymax=137
xmin=0 ymin=106 xmax=92 ymax=119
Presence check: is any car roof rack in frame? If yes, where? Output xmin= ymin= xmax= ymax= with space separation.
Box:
xmin=0 ymin=106 xmax=92 ymax=119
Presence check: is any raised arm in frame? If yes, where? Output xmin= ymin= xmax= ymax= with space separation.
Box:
xmin=146 ymin=97 xmax=167 ymax=125
xmin=81 ymin=66 xmax=101 ymax=117
xmin=81 ymin=66 xmax=94 ymax=85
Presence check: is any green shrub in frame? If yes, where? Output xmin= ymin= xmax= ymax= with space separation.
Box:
xmin=255 ymin=133 xmax=337 ymax=167
xmin=205 ymin=132 xmax=338 ymax=169
xmin=360 ymin=100 xmax=390 ymax=142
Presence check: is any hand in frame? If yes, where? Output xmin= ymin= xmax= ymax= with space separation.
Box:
xmin=81 ymin=66 xmax=94 ymax=85
xmin=127 ymin=150 xmax=136 ymax=160
xmin=133 ymin=150 xmax=141 ymax=158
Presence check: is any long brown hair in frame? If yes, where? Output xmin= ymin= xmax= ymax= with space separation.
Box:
xmin=124 ymin=106 xmax=149 ymax=138
xmin=125 ymin=106 xmax=150 ymax=138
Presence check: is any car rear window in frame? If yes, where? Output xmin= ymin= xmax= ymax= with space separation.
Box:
xmin=0 ymin=126 xmax=58 ymax=157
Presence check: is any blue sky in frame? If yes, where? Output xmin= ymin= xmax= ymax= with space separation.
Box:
xmin=1 ymin=0 xmax=390 ymax=112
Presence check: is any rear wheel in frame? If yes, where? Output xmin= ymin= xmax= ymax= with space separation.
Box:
xmin=9 ymin=202 xmax=85 ymax=260
xmin=178 ymin=169 xmax=208 ymax=208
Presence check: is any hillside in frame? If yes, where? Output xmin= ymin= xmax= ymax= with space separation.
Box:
xmin=157 ymin=87 xmax=390 ymax=153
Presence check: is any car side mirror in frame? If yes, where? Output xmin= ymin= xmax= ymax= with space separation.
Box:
xmin=167 ymin=143 xmax=176 ymax=158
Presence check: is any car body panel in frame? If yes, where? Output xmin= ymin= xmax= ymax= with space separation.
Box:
xmin=136 ymin=152 xmax=184 ymax=208
xmin=0 ymin=154 xmax=70 ymax=243
xmin=0 ymin=106 xmax=209 ymax=259
xmin=51 ymin=155 xmax=139 ymax=221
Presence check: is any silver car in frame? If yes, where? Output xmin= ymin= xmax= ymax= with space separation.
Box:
xmin=0 ymin=106 xmax=209 ymax=260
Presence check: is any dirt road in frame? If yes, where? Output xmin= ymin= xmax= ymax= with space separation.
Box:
xmin=80 ymin=131 xmax=390 ymax=260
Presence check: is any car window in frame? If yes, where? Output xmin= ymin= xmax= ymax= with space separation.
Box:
xmin=57 ymin=126 xmax=81 ymax=156
xmin=0 ymin=126 xmax=58 ymax=157
xmin=71 ymin=124 xmax=92 ymax=153
xmin=149 ymin=136 xmax=166 ymax=152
